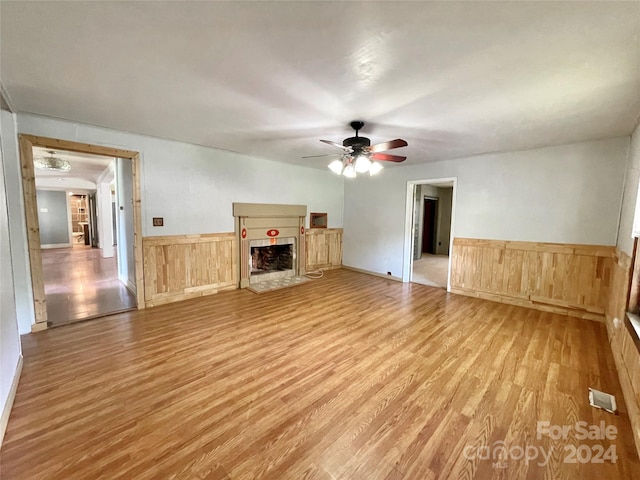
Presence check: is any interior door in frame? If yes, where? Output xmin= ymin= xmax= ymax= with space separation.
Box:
xmin=422 ymin=199 xmax=437 ymax=254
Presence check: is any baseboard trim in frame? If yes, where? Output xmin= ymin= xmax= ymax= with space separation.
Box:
xmin=450 ymin=287 xmax=605 ymax=322
xmin=31 ymin=321 xmax=48 ymax=332
xmin=40 ymin=243 xmax=71 ymax=249
xmin=119 ymin=274 xmax=136 ymax=296
xmin=342 ymin=265 xmax=403 ymax=282
xmin=0 ymin=355 xmax=23 ymax=449
xmin=145 ymin=283 xmax=237 ymax=308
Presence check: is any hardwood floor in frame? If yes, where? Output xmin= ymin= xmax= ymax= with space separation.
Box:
xmin=42 ymin=246 xmax=136 ymax=326
xmin=412 ymin=254 xmax=449 ymax=288
xmin=2 ymin=269 xmax=639 ymax=479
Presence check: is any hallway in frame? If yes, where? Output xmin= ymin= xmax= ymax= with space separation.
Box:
xmin=412 ymin=254 xmax=449 ymax=288
xmin=42 ymin=247 xmax=136 ymax=326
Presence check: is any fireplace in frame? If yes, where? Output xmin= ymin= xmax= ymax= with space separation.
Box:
xmin=233 ymin=203 xmax=306 ymax=288
xmin=250 ymin=237 xmax=295 ymax=284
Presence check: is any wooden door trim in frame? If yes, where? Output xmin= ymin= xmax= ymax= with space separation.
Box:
xmin=19 ymin=134 xmax=145 ymax=332
xmin=18 ymin=135 xmax=47 ymax=330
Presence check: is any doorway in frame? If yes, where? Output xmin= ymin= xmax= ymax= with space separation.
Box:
xmin=403 ymin=178 xmax=456 ymax=290
xmin=18 ymin=135 xmax=144 ymax=331
xmin=422 ymin=198 xmax=438 ymax=254
xmin=34 ymin=150 xmax=138 ymax=326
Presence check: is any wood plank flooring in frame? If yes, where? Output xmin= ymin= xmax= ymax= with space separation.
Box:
xmin=412 ymin=254 xmax=449 ymax=288
xmin=42 ymin=246 xmax=136 ymax=326
xmin=2 ymin=269 xmax=639 ymax=479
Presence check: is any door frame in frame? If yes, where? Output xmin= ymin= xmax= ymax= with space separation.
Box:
xmin=403 ymin=177 xmax=457 ymax=290
xmin=18 ymin=134 xmax=144 ymax=332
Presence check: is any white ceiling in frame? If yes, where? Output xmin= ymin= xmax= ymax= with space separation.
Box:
xmin=2 ymin=1 xmax=639 ymax=169
xmin=32 ymin=147 xmax=113 ymax=189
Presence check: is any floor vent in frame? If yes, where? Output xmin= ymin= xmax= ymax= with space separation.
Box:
xmin=589 ymin=388 xmax=617 ymax=414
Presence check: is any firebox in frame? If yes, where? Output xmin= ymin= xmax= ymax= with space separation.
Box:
xmin=249 ymin=237 xmax=296 ymax=284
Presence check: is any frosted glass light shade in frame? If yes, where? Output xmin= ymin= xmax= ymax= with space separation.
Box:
xmin=33 ymin=156 xmax=71 ymax=172
xmin=354 ymin=155 xmax=371 ymax=173
xmin=343 ymin=164 xmax=356 ymax=178
xmin=369 ymin=162 xmax=383 ymax=175
xmin=328 ymin=159 xmax=344 ymax=175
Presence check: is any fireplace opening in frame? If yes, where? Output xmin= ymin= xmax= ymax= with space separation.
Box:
xmin=251 ymin=244 xmax=293 ymax=275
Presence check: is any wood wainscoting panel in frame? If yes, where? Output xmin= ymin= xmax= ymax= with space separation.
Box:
xmin=143 ymin=233 xmax=237 ymax=307
xmin=604 ymin=248 xmax=640 ymax=461
xmin=451 ymin=238 xmax=615 ymax=321
xmin=608 ymin=249 xmax=633 ymax=322
xmin=306 ymin=228 xmax=343 ymax=271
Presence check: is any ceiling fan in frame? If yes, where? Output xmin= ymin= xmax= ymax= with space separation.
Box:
xmin=303 ymin=121 xmax=408 ymax=177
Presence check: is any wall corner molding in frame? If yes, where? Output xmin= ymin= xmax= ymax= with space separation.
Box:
xmin=0 ymin=355 xmax=23 ymax=448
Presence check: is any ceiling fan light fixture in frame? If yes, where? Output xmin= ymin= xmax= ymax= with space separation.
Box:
xmin=343 ymin=164 xmax=356 ymax=178
xmin=328 ymin=159 xmax=344 ymax=175
xmin=369 ymin=161 xmax=383 ymax=176
xmin=317 ymin=121 xmax=407 ymax=177
xmin=354 ymin=154 xmax=371 ymax=173
xmin=33 ymin=151 xmax=71 ymax=172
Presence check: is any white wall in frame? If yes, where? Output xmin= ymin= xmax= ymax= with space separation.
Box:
xmin=617 ymin=122 xmax=640 ymax=255
xmin=0 ymin=109 xmax=34 ymax=335
xmin=343 ymin=137 xmax=629 ymax=277
xmin=16 ymin=114 xmax=345 ymax=236
xmin=36 ymin=189 xmax=71 ymax=246
xmin=0 ymin=109 xmax=22 ymax=442
xmin=96 ymin=182 xmax=114 ymax=257
xmin=435 ymin=187 xmax=453 ymax=255
xmin=116 ymin=158 xmax=135 ymax=290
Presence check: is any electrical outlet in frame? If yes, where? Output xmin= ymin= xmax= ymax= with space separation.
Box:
xmin=152 ymin=217 xmax=164 ymax=227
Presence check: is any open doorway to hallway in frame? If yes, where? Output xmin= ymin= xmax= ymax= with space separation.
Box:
xmin=407 ymin=179 xmax=455 ymax=289
xmin=41 ymin=247 xmax=136 ymax=325
xmin=33 ymin=148 xmax=136 ymax=326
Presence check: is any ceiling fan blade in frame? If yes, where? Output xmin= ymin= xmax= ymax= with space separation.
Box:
xmin=371 ymin=152 xmax=407 ymax=163
xmin=320 ymin=139 xmax=349 ymax=150
xmin=302 ymin=153 xmax=341 ymax=159
xmin=369 ymin=139 xmax=408 ymax=153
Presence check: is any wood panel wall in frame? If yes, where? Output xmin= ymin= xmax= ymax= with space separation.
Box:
xmin=305 ymin=228 xmax=343 ymax=271
xmin=450 ymin=237 xmax=640 ymax=454
xmin=450 ymin=238 xmax=614 ymax=321
xmin=142 ymin=228 xmax=343 ymax=307
xmin=604 ymin=248 xmax=640 ymax=461
xmin=143 ymin=233 xmax=237 ymax=307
